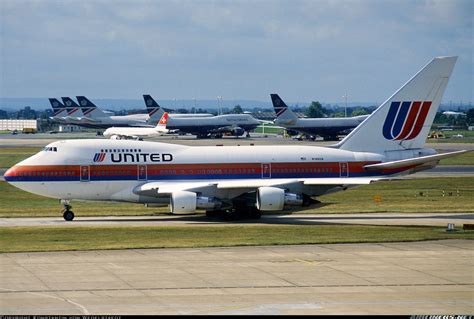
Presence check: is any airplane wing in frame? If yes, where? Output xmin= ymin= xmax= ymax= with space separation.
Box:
xmin=133 ymin=177 xmax=388 ymax=197
xmin=363 ymin=150 xmax=468 ymax=171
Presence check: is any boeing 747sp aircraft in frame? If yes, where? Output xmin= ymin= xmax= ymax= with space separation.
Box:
xmin=5 ymin=57 xmax=465 ymax=221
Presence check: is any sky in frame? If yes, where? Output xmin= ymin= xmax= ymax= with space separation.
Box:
xmin=0 ymin=0 xmax=472 ymax=105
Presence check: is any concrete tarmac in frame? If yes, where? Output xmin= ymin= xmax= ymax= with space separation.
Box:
xmin=0 ymin=239 xmax=472 ymax=315
xmin=0 ymin=212 xmax=473 ymax=228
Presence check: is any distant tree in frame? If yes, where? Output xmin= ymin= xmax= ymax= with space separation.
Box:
xmin=306 ymin=101 xmax=326 ymax=118
xmin=351 ymin=107 xmax=369 ymax=116
xmin=466 ymin=108 xmax=474 ymax=126
xmin=0 ymin=109 xmax=7 ymax=119
xmin=231 ymin=105 xmax=243 ymax=114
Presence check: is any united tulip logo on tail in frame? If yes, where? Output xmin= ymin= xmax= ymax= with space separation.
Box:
xmin=383 ymin=101 xmax=432 ymax=140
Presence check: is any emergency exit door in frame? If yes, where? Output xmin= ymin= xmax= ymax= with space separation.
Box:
xmin=261 ymin=163 xmax=271 ymax=179
xmin=80 ymin=165 xmax=90 ymax=182
xmin=339 ymin=162 xmax=349 ymax=177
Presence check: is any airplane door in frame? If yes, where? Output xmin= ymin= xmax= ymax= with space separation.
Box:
xmin=80 ymin=165 xmax=90 ymax=182
xmin=261 ymin=163 xmax=271 ymax=179
xmin=138 ymin=164 xmax=147 ymax=181
xmin=339 ymin=162 xmax=349 ymax=177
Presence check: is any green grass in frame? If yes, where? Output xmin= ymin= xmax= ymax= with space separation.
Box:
xmin=1 ymin=177 xmax=473 ymax=218
xmin=0 ymin=225 xmax=471 ymax=253
xmin=304 ymin=177 xmax=474 ymax=214
xmin=439 ymin=151 xmax=474 ymax=165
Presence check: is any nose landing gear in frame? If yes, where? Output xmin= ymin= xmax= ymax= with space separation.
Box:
xmin=61 ymin=200 xmax=74 ymax=221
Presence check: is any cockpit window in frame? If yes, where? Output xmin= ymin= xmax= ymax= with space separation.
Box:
xmin=42 ymin=147 xmax=58 ymax=152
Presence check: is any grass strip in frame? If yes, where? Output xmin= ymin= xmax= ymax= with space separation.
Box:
xmin=0 ymin=225 xmax=472 ymax=253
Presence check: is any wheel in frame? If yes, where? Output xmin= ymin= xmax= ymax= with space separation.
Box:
xmin=248 ymin=207 xmax=262 ymax=219
xmin=63 ymin=210 xmax=74 ymax=221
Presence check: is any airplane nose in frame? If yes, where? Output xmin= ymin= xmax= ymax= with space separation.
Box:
xmin=3 ymin=166 xmax=17 ymax=182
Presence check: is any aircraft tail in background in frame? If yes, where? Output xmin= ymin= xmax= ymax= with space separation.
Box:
xmin=76 ymin=96 xmax=108 ymax=118
xmin=48 ymin=98 xmax=67 ymax=117
xmin=270 ymin=94 xmax=299 ymax=125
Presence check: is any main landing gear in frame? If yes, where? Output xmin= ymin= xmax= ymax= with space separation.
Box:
xmin=61 ymin=200 xmax=74 ymax=221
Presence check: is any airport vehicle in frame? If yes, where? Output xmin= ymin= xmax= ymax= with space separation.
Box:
xmin=271 ymin=94 xmax=369 ymax=140
xmin=143 ymin=95 xmax=213 ymax=119
xmin=5 ymin=57 xmax=465 ymax=221
xmin=103 ymin=112 xmax=172 ymax=140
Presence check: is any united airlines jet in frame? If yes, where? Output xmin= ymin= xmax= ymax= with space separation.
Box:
xmin=5 ymin=57 xmax=465 ymax=221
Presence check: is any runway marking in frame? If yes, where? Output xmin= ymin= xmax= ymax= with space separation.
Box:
xmin=0 ymin=287 xmax=90 ymax=315
xmin=1 ymin=282 xmax=472 ymax=294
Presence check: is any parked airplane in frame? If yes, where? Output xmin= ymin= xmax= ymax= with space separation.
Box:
xmin=103 ymin=112 xmax=172 ymax=140
xmin=143 ymin=95 xmax=213 ymax=118
xmin=76 ymin=96 xmax=155 ymax=128
xmin=271 ymin=94 xmax=369 ymax=140
xmin=5 ymin=56 xmax=464 ymax=222
xmin=48 ymin=98 xmax=68 ymax=123
xmin=442 ymin=111 xmax=466 ymax=117
xmin=163 ymin=112 xmax=260 ymax=138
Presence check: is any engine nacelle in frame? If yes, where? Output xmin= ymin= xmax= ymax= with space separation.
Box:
xmin=170 ymin=191 xmax=197 ymax=213
xmin=170 ymin=191 xmax=222 ymax=213
xmin=256 ymin=187 xmax=303 ymax=211
xmin=231 ymin=127 xmax=245 ymax=136
xmin=110 ymin=135 xmax=122 ymax=140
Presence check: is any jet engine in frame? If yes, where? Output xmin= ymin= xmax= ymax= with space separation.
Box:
xmin=256 ymin=187 xmax=303 ymax=211
xmin=230 ymin=127 xmax=245 ymax=136
xmin=170 ymin=191 xmax=222 ymax=213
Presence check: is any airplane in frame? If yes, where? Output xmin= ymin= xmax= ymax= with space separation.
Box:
xmin=143 ymin=95 xmax=213 ymax=119
xmin=48 ymin=98 xmax=69 ymax=123
xmin=163 ymin=112 xmax=260 ymax=138
xmin=76 ymin=96 xmax=155 ymax=128
xmin=442 ymin=111 xmax=466 ymax=117
xmin=271 ymin=94 xmax=369 ymax=140
xmin=103 ymin=112 xmax=173 ymax=140
xmin=4 ymin=56 xmax=466 ymax=222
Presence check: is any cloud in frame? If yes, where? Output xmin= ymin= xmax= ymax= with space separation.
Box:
xmin=0 ymin=0 xmax=471 ymax=103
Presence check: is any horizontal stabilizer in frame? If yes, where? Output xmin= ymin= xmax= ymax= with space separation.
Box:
xmin=364 ymin=150 xmax=468 ymax=171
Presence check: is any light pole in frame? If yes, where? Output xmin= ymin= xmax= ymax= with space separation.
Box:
xmin=217 ymin=96 xmax=222 ymax=115
xmin=342 ymin=92 xmax=348 ymax=117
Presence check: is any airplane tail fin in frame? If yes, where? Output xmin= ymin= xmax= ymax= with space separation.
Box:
xmin=336 ymin=56 xmax=457 ymax=153
xmin=76 ymin=96 xmax=107 ymax=118
xmin=143 ymin=94 xmax=165 ymax=122
xmin=270 ymin=94 xmax=298 ymax=125
xmin=156 ymin=112 xmax=170 ymax=132
xmin=61 ymin=97 xmax=83 ymax=116
xmin=48 ymin=98 xmax=66 ymax=116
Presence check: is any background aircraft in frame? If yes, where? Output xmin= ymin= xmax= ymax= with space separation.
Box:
xmin=76 ymin=96 xmax=155 ymax=128
xmin=103 ymin=112 xmax=172 ymax=140
xmin=163 ymin=112 xmax=260 ymax=138
xmin=143 ymin=95 xmax=213 ymax=118
xmin=48 ymin=98 xmax=68 ymax=123
xmin=271 ymin=94 xmax=369 ymax=140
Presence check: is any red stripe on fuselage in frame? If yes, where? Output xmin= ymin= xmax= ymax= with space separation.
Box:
xmin=5 ymin=162 xmax=381 ymax=179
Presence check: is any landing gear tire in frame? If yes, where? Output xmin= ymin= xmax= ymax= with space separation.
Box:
xmin=63 ymin=210 xmax=74 ymax=221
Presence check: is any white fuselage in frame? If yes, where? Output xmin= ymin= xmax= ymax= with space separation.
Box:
xmin=4 ymin=139 xmax=430 ymax=205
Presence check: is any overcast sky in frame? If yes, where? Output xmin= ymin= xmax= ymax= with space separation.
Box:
xmin=0 ymin=0 xmax=472 ymax=104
